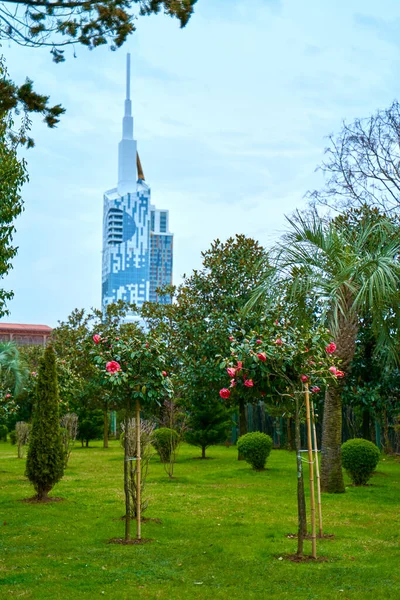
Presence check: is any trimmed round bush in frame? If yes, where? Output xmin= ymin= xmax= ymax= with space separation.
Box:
xmin=9 ymin=430 xmax=16 ymax=445
xmin=152 ymin=427 xmax=179 ymax=463
xmin=237 ymin=432 xmax=273 ymax=470
xmin=341 ymin=438 xmax=380 ymax=485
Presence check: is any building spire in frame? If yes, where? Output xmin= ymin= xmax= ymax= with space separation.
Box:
xmin=126 ymin=53 xmax=131 ymax=100
xmin=118 ymin=52 xmax=137 ymax=194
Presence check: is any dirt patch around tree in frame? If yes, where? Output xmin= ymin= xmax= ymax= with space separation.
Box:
xmin=107 ymin=537 xmax=153 ymax=546
xmin=19 ymin=496 xmax=64 ymax=504
xmin=286 ymin=532 xmax=335 ymax=540
xmin=280 ymin=554 xmax=329 ymax=563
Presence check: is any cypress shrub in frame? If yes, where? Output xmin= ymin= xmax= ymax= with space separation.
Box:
xmin=185 ymin=401 xmax=231 ymax=459
xmin=341 ymin=438 xmax=380 ymax=485
xmin=25 ymin=345 xmax=64 ymax=500
xmin=237 ymin=432 xmax=273 ymax=470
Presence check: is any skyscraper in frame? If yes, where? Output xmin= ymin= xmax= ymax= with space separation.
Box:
xmin=102 ymin=54 xmax=173 ymax=313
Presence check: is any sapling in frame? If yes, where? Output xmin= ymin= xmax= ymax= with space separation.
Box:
xmin=60 ymin=412 xmax=78 ymax=466
xmin=120 ymin=418 xmax=155 ymax=518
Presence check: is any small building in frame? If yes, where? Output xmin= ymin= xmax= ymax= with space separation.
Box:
xmin=0 ymin=323 xmax=52 ymax=346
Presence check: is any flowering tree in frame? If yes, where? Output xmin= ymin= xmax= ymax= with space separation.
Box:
xmin=141 ymin=235 xmax=272 ymax=455
xmin=52 ymin=302 xmax=141 ymax=448
xmin=219 ymin=318 xmax=342 ymax=559
xmin=90 ymin=330 xmax=172 ymax=543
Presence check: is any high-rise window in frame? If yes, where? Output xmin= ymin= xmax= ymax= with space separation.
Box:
xmin=151 ymin=211 xmax=155 ymax=231
xmin=160 ymin=212 xmax=167 ymax=233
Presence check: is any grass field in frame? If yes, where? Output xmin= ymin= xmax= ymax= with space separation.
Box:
xmin=0 ymin=440 xmax=399 ymax=600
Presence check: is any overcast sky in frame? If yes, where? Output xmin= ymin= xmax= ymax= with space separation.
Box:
xmin=2 ymin=0 xmax=400 ymax=326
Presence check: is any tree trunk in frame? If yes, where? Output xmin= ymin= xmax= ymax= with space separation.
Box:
xmin=276 ymin=417 xmax=281 ymax=449
xmin=135 ymin=400 xmax=141 ymax=540
xmin=201 ymin=445 xmax=206 ymax=459
xmin=238 ymin=397 xmax=247 ymax=460
xmin=103 ymin=402 xmax=109 ymax=449
xmin=124 ymin=403 xmax=131 ymax=542
xmin=295 ymin=395 xmax=306 ymax=557
xmin=382 ymin=409 xmax=392 ymax=454
xmin=362 ymin=410 xmax=371 ymax=441
xmin=37 ymin=484 xmax=50 ymax=501
xmin=321 ymin=303 xmax=357 ymax=493
xmin=287 ymin=417 xmax=294 ymax=451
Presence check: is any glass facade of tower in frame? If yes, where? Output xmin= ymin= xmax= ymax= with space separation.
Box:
xmin=101 ymin=55 xmax=173 ymax=313
xmin=149 ymin=209 xmax=173 ymax=304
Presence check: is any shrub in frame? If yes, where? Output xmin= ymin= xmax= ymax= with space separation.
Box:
xmin=0 ymin=424 xmax=8 ymax=441
xmin=9 ymin=430 xmax=16 ymax=445
xmin=152 ymin=427 xmax=179 ymax=463
xmin=77 ymin=410 xmax=103 ymax=447
xmin=341 ymin=438 xmax=380 ymax=485
xmin=237 ymin=432 xmax=273 ymax=470
xmin=25 ymin=346 xmax=65 ymax=500
xmin=16 ymin=421 xmax=31 ymax=458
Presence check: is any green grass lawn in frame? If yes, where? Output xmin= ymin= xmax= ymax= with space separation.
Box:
xmin=0 ymin=441 xmax=399 ymax=600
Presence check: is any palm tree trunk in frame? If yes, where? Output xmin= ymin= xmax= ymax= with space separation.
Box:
xmin=321 ymin=384 xmax=345 ymax=493
xmin=321 ymin=303 xmax=358 ymax=493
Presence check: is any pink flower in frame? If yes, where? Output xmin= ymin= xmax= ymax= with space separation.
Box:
xmin=106 ymin=361 xmax=121 ymax=374
xmin=275 ymin=338 xmax=283 ymax=346
xmin=329 ymin=366 xmax=337 ymax=374
xmin=236 ymin=361 xmax=243 ymax=373
xmin=335 ymin=370 xmax=345 ymax=378
xmin=229 ymin=336 xmax=234 ymax=342
xmin=325 ymin=342 xmax=337 ymax=354
xmin=300 ymin=375 xmax=308 ymax=383
xmin=227 ymin=367 xmax=236 ymax=378
xmin=31 ymin=371 xmax=37 ymax=377
xmin=162 ymin=371 xmax=167 ymax=377
xmin=5 ymin=393 xmax=11 ymax=399
xmin=256 ymin=339 xmax=262 ymax=345
xmin=115 ymin=337 xmax=119 ymax=341
xmin=219 ymin=388 xmax=231 ymax=399
xmin=275 ymin=320 xmax=279 ymax=325
xmin=257 ymin=352 xmax=267 ymax=362
xmin=311 ymin=386 xmax=320 ymax=393
xmin=145 ymin=343 xmax=149 ymax=348
xmin=244 ymin=379 xmax=254 ymax=387
xmin=230 ymin=379 xmax=236 ymax=388
xmin=93 ymin=334 xmax=101 ymax=344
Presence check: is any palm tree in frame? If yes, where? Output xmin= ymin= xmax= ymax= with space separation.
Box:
xmin=254 ymin=210 xmax=400 ymax=493
xmin=0 ymin=342 xmax=26 ymax=397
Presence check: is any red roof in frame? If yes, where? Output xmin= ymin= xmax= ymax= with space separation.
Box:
xmin=0 ymin=323 xmax=52 ymax=333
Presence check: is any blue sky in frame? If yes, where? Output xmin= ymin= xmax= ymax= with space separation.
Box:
xmin=2 ymin=0 xmax=400 ymax=326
